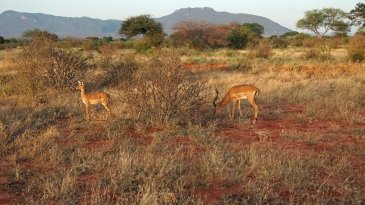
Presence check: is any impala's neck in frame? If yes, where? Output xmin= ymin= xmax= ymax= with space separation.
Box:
xmin=215 ymin=94 xmax=230 ymax=114
xmin=218 ymin=94 xmax=231 ymax=108
xmin=79 ymin=87 xmax=86 ymax=98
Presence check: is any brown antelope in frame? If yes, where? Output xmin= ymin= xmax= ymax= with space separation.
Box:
xmin=76 ymin=81 xmax=111 ymax=120
xmin=213 ymin=84 xmax=259 ymax=124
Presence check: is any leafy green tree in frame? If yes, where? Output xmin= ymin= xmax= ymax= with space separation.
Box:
xmin=102 ymin=36 xmax=113 ymax=43
xmin=0 ymin=36 xmax=4 ymax=44
xmin=296 ymin=8 xmax=350 ymax=38
xmin=227 ymin=28 xmax=249 ymax=49
xmin=349 ymin=2 xmax=365 ymax=27
xmin=119 ymin=15 xmax=164 ymax=47
xmin=227 ymin=23 xmax=264 ymax=49
xmin=242 ymin=23 xmax=264 ymax=36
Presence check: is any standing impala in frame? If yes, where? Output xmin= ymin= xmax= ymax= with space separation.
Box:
xmin=76 ymin=81 xmax=111 ymax=120
xmin=213 ymin=84 xmax=259 ymax=124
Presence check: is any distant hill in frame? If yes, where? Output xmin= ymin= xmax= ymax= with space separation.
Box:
xmin=0 ymin=8 xmax=292 ymax=38
xmin=0 ymin=10 xmax=121 ymax=38
xmin=156 ymin=7 xmax=292 ymax=36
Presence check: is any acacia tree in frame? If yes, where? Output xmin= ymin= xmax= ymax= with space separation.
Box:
xmin=119 ymin=15 xmax=164 ymax=47
xmin=296 ymin=8 xmax=350 ymax=38
xmin=349 ymin=2 xmax=365 ymax=28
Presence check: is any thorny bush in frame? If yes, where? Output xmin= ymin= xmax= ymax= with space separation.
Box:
xmin=123 ymin=50 xmax=209 ymax=123
xmin=18 ymin=38 xmax=86 ymax=93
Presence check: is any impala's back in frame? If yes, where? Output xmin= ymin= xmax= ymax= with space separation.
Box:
xmin=84 ymin=92 xmax=110 ymax=105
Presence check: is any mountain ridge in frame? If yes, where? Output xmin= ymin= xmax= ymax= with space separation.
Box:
xmin=157 ymin=7 xmax=291 ymax=36
xmin=0 ymin=8 xmax=292 ymax=38
xmin=0 ymin=10 xmax=121 ymax=38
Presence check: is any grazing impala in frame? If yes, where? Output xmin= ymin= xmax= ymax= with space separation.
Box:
xmin=76 ymin=81 xmax=111 ymax=120
xmin=213 ymin=84 xmax=259 ymax=124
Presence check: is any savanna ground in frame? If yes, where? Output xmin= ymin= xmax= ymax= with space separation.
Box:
xmin=0 ymin=42 xmax=365 ymax=204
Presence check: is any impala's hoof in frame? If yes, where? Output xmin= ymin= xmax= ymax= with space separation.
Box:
xmin=252 ymin=118 xmax=257 ymax=124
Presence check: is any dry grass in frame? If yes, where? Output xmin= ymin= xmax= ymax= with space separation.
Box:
xmin=0 ymin=45 xmax=364 ymax=204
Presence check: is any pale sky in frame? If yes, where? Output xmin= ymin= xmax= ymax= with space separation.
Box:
xmin=0 ymin=0 xmax=360 ymax=31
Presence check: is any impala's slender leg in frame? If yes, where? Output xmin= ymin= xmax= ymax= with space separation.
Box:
xmin=230 ymin=100 xmax=238 ymax=119
xmin=248 ymin=97 xmax=259 ymax=124
xmin=102 ymin=102 xmax=111 ymax=116
xmin=237 ymin=100 xmax=242 ymax=118
xmin=85 ymin=104 xmax=90 ymax=120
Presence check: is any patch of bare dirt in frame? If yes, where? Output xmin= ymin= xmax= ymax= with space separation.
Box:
xmin=193 ymin=180 xmax=241 ymax=205
xmin=182 ymin=62 xmax=229 ymax=71
xmin=0 ymin=158 xmax=15 ymax=205
xmin=217 ymin=116 xmax=365 ymax=154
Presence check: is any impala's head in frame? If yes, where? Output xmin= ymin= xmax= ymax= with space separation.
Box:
xmin=214 ymin=106 xmax=222 ymax=117
xmin=76 ymin=81 xmax=85 ymax=90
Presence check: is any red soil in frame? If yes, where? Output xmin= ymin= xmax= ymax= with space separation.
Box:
xmin=0 ymin=159 xmax=15 ymax=205
xmin=182 ymin=62 xmax=229 ymax=71
xmin=195 ymin=104 xmax=365 ymax=204
xmin=194 ymin=181 xmax=241 ymax=205
xmin=0 ymin=104 xmax=364 ymax=204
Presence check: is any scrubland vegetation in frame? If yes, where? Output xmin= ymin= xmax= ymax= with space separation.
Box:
xmin=0 ymin=29 xmax=365 ymax=204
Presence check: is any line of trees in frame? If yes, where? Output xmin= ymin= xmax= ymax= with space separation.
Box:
xmin=118 ymin=15 xmax=267 ymax=50
xmin=296 ymin=2 xmax=365 ymax=38
xmin=116 ymin=2 xmax=365 ymax=48
xmin=1 ymin=2 xmax=364 ymax=51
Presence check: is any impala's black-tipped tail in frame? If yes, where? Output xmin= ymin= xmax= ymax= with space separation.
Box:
xmin=213 ymin=88 xmax=219 ymax=107
xmin=254 ymin=88 xmax=260 ymax=99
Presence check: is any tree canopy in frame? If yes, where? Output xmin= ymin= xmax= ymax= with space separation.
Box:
xmin=241 ymin=23 xmax=264 ymax=36
xmin=227 ymin=23 xmax=264 ymax=49
xmin=296 ymin=8 xmax=350 ymax=38
xmin=119 ymin=15 xmax=164 ymax=46
xmin=349 ymin=2 xmax=365 ymax=27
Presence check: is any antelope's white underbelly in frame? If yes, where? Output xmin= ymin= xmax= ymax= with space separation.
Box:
xmin=84 ymin=99 xmax=102 ymax=104
xmin=237 ymin=95 xmax=248 ymax=100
